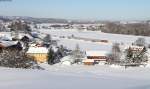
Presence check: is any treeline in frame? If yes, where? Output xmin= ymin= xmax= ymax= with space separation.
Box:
xmin=8 ymin=20 xmax=31 ymax=32
xmin=101 ymin=22 xmax=150 ymax=36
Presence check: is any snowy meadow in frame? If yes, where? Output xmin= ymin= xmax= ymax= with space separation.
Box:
xmin=0 ymin=64 xmax=150 ymax=89
xmin=1 ymin=26 xmax=150 ymax=89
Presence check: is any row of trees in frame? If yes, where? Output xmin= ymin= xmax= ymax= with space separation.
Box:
xmin=8 ymin=20 xmax=31 ymax=33
xmin=102 ymin=22 xmax=150 ymax=36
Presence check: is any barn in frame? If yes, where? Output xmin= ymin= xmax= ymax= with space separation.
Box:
xmin=84 ymin=51 xmax=109 ymax=65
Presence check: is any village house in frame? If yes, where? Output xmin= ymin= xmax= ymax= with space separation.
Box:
xmin=0 ymin=41 xmax=22 ymax=51
xmin=83 ymin=51 xmax=108 ymax=65
xmin=26 ymin=46 xmax=48 ymax=63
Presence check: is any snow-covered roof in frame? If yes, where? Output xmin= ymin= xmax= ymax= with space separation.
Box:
xmin=121 ymin=45 xmax=144 ymax=51
xmin=0 ymin=41 xmax=18 ymax=47
xmin=27 ymin=47 xmax=48 ymax=54
xmin=0 ymin=36 xmax=12 ymax=41
xmin=0 ymin=32 xmax=12 ymax=41
xmin=86 ymin=51 xmax=108 ymax=56
xmin=19 ymin=33 xmax=33 ymax=40
xmin=0 ymin=32 xmax=33 ymax=41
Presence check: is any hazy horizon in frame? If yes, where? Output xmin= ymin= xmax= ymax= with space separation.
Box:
xmin=0 ymin=0 xmax=150 ymax=20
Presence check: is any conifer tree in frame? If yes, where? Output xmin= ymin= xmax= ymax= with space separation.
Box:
xmin=47 ymin=47 xmax=55 ymax=65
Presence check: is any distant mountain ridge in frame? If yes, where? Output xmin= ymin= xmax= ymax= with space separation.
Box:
xmin=0 ymin=16 xmax=68 ymax=23
xmin=0 ymin=15 xmax=105 ymax=24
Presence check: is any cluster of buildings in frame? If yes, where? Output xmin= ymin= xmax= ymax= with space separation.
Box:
xmin=0 ymin=31 xmax=149 ymax=66
xmin=0 ymin=31 xmax=49 ymax=62
xmin=0 ymin=20 xmax=150 ymax=66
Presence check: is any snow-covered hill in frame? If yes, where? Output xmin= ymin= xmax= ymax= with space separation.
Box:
xmin=0 ymin=64 xmax=150 ymax=89
xmin=0 ymin=28 xmax=150 ymax=89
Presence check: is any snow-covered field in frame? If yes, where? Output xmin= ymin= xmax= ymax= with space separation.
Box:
xmin=0 ymin=64 xmax=150 ymax=89
xmin=38 ymin=28 xmax=150 ymax=51
xmin=1 ymin=27 xmax=150 ymax=89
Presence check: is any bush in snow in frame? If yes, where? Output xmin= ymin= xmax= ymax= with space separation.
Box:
xmin=0 ymin=49 xmax=38 ymax=69
xmin=61 ymin=60 xmax=72 ymax=66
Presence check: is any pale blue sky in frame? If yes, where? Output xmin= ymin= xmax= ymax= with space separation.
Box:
xmin=0 ymin=0 xmax=150 ymax=20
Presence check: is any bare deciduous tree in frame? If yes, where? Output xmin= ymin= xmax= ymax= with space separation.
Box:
xmin=43 ymin=34 xmax=51 ymax=43
xmin=135 ymin=38 xmax=146 ymax=46
xmin=102 ymin=22 xmax=150 ymax=36
xmin=108 ymin=43 xmax=121 ymax=64
xmin=71 ymin=44 xmax=84 ymax=63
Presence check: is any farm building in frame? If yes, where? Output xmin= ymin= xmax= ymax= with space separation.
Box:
xmin=26 ymin=47 xmax=48 ymax=63
xmin=85 ymin=51 xmax=109 ymax=65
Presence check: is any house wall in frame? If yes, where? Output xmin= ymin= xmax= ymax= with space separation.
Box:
xmin=87 ymin=56 xmax=107 ymax=62
xmin=83 ymin=62 xmax=94 ymax=65
xmin=27 ymin=53 xmax=48 ymax=63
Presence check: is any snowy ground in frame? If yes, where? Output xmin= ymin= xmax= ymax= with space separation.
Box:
xmin=1 ymin=28 xmax=150 ymax=89
xmin=0 ymin=64 xmax=150 ymax=89
xmin=38 ymin=28 xmax=150 ymax=51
